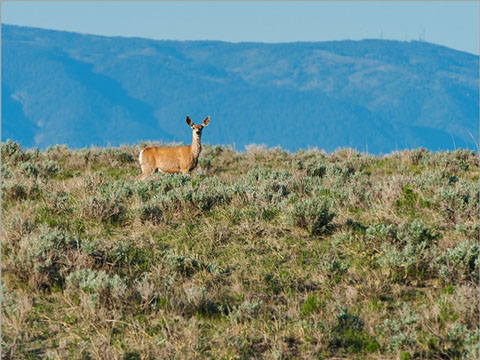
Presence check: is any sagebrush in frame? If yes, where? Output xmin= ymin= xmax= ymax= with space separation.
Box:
xmin=2 ymin=141 xmax=479 ymax=359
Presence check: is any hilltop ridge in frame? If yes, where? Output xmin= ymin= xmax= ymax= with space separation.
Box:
xmin=2 ymin=24 xmax=478 ymax=152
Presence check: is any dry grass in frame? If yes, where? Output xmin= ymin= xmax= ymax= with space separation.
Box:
xmin=2 ymin=141 xmax=479 ymax=359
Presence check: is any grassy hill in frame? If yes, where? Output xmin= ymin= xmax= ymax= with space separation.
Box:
xmin=1 ymin=141 xmax=479 ymax=359
xmin=2 ymin=24 xmax=479 ymax=152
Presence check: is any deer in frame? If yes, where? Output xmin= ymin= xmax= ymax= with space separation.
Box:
xmin=137 ymin=116 xmax=210 ymax=180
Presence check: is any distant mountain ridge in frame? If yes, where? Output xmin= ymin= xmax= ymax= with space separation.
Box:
xmin=2 ymin=24 xmax=478 ymax=153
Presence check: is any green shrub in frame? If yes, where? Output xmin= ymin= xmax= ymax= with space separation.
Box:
xmin=1 ymin=284 xmax=18 ymax=318
xmin=366 ymin=223 xmax=397 ymax=242
xmin=19 ymin=160 xmax=60 ymax=179
xmin=138 ymin=202 xmax=164 ymax=224
xmin=296 ymin=176 xmax=324 ymax=196
xmin=183 ymin=285 xmax=224 ymax=317
xmin=376 ymin=305 xmax=419 ymax=352
xmin=295 ymin=157 xmax=327 ymax=177
xmin=12 ymin=227 xmax=76 ymax=288
xmin=247 ymin=167 xmax=294 ymax=204
xmin=45 ymin=192 xmax=72 ymax=216
xmin=320 ymin=254 xmax=350 ymax=282
xmin=191 ymin=176 xmax=231 ymax=211
xmin=435 ymin=149 xmax=477 ymax=172
xmin=103 ymin=148 xmax=135 ymax=164
xmin=405 ymin=147 xmax=431 ymax=166
xmin=1 ymin=139 xmax=21 ymax=158
xmin=398 ymin=219 xmax=438 ymax=245
xmin=229 ymin=300 xmax=263 ymax=321
xmin=88 ymin=195 xmax=126 ymax=223
xmin=2 ymin=181 xmax=39 ymax=202
xmin=65 ymin=268 xmax=127 ymax=309
xmin=436 ymin=179 xmax=479 ymax=221
xmin=289 ymin=197 xmax=335 ymax=235
xmin=134 ymin=173 xmax=191 ymax=201
xmin=84 ymin=181 xmax=132 ymax=224
xmin=327 ymin=161 xmax=356 ymax=181
xmin=376 ymin=241 xmax=433 ymax=283
xmin=163 ymin=251 xmax=201 ymax=277
xmin=436 ymin=240 xmax=479 ymax=283
xmin=328 ymin=307 xmax=380 ymax=354
xmin=375 ymin=221 xmax=439 ymax=283
xmin=106 ymin=239 xmax=152 ymax=274
xmin=461 ymin=327 xmax=480 ymax=359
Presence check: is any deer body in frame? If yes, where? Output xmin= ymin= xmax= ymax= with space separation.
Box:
xmin=137 ymin=116 xmax=209 ymax=180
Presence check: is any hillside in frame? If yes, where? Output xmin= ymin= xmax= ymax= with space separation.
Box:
xmin=1 ymin=141 xmax=479 ymax=358
xmin=2 ymin=24 xmax=479 ymax=153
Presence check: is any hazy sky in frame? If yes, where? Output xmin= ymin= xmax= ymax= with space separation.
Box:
xmin=2 ymin=1 xmax=479 ymax=55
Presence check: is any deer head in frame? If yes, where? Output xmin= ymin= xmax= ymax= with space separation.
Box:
xmin=186 ymin=116 xmax=210 ymax=139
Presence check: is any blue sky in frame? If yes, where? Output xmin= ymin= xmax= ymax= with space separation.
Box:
xmin=2 ymin=1 xmax=479 ymax=55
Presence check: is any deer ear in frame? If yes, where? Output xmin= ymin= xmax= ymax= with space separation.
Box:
xmin=186 ymin=116 xmax=193 ymax=126
xmin=202 ymin=116 xmax=210 ymax=127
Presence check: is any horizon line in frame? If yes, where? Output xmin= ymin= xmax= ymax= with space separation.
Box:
xmin=3 ymin=22 xmax=478 ymax=56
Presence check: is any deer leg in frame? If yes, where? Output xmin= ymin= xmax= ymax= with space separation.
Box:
xmin=137 ymin=173 xmax=148 ymax=181
xmin=137 ymin=166 xmax=155 ymax=181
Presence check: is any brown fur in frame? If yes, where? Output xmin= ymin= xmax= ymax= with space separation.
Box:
xmin=137 ymin=116 xmax=210 ymax=180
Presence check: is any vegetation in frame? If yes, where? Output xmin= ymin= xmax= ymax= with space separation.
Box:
xmin=2 ymin=140 xmax=479 ymax=359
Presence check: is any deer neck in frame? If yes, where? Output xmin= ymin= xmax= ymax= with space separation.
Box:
xmin=190 ymin=134 xmax=202 ymax=158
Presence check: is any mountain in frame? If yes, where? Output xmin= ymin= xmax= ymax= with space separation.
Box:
xmin=2 ymin=24 xmax=478 ymax=153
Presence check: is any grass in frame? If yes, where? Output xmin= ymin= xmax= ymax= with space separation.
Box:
xmin=1 ymin=140 xmax=479 ymax=359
